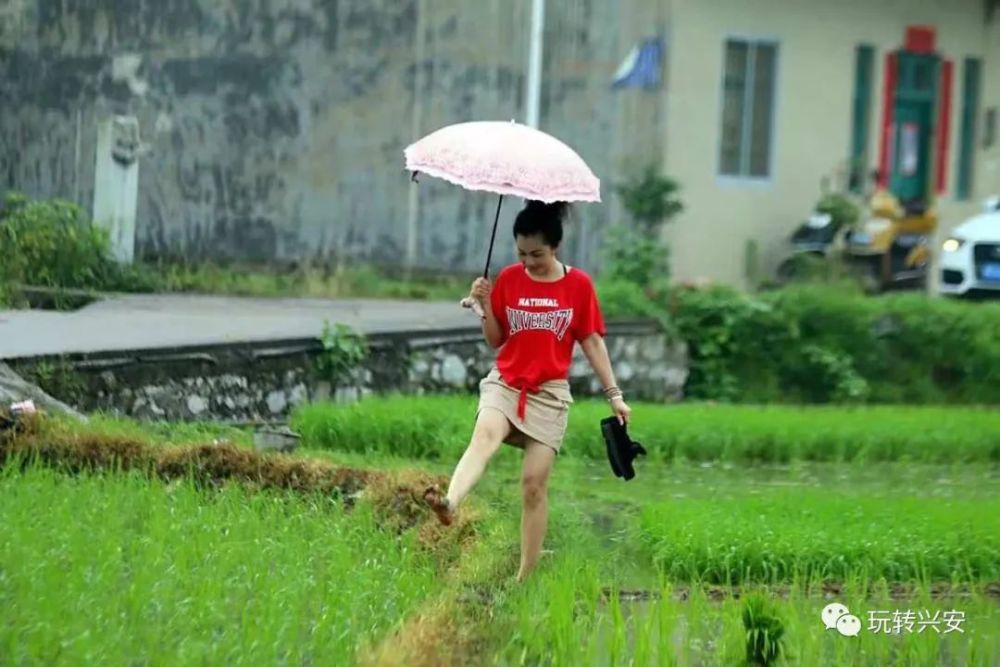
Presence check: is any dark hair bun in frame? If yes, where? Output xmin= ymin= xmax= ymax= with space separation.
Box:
xmin=525 ymin=200 xmax=568 ymax=219
xmin=513 ymin=200 xmax=571 ymax=247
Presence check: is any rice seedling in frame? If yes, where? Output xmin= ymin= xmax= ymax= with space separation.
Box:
xmin=637 ymin=488 xmax=1000 ymax=585
xmin=742 ymin=592 xmax=785 ymax=666
xmin=291 ymin=396 xmax=1000 ymax=464
xmin=0 ymin=463 xmax=438 ymax=665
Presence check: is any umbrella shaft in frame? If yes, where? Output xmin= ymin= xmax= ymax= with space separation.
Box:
xmin=483 ymin=195 xmax=504 ymax=278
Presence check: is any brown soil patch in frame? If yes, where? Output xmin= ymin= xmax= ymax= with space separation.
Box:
xmin=361 ymin=580 xmax=511 ymax=667
xmin=360 ymin=599 xmax=466 ymax=667
xmin=360 ymin=526 xmax=519 ymax=667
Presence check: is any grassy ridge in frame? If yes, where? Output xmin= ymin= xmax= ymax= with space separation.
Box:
xmin=291 ymin=396 xmax=1000 ymax=463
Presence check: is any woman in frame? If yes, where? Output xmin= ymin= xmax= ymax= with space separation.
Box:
xmin=424 ymin=199 xmax=632 ymax=582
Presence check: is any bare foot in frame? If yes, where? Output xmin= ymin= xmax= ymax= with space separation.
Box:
xmin=423 ymin=486 xmax=455 ymax=526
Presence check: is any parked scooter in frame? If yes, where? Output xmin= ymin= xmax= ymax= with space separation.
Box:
xmin=775 ymin=197 xmax=854 ymax=284
xmin=776 ymin=184 xmax=936 ymax=292
xmin=842 ymin=188 xmax=936 ymax=291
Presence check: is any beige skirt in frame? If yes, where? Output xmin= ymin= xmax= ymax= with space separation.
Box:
xmin=476 ymin=367 xmax=574 ymax=454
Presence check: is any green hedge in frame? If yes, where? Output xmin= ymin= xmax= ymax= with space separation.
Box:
xmin=663 ymin=283 xmax=1000 ymax=405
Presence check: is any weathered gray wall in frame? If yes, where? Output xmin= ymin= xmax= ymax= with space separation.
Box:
xmin=0 ymin=0 xmax=667 ymax=272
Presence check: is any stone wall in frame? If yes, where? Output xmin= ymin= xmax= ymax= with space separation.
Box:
xmin=1 ymin=0 xmax=668 ymax=273
xmin=9 ymin=321 xmax=687 ymax=422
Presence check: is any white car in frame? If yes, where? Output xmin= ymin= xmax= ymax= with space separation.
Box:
xmin=939 ymin=198 xmax=1000 ymax=297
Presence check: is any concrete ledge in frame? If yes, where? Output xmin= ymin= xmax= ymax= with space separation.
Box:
xmin=8 ymin=319 xmax=666 ymax=366
xmin=6 ymin=318 xmax=687 ymax=421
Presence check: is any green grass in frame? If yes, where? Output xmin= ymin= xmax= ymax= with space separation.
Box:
xmin=64 ymin=413 xmax=255 ymax=447
xmin=2 ymin=253 xmax=472 ymax=308
xmin=291 ymin=396 xmax=1000 ymax=464
xmin=0 ymin=463 xmax=436 ymax=666
xmin=150 ymin=262 xmax=470 ymax=301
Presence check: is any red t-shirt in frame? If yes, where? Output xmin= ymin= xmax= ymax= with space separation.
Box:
xmin=489 ymin=263 xmax=607 ymax=421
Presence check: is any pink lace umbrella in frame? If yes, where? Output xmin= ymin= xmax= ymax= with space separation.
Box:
xmin=404 ymin=120 xmax=601 ymax=312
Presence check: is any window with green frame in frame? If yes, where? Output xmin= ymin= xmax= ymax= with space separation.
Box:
xmin=956 ymin=57 xmax=982 ymax=201
xmin=718 ymin=39 xmax=779 ymax=178
xmin=849 ymin=45 xmax=875 ymax=193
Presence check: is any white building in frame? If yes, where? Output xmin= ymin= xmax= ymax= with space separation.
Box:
xmin=653 ymin=0 xmax=1000 ymax=288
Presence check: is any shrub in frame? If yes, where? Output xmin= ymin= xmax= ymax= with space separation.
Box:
xmin=0 ymin=193 xmax=120 ymax=290
xmin=0 ymin=192 xmax=160 ymax=296
xmin=612 ymin=279 xmax=1000 ymax=405
xmin=814 ymin=192 xmax=860 ymax=230
xmin=615 ymin=165 xmax=684 ymax=236
xmin=595 ymin=280 xmax=673 ymax=333
xmin=669 ymin=285 xmax=796 ymax=402
xmin=766 ymin=285 xmax=1000 ymax=404
xmin=602 ymin=227 xmax=671 ymax=290
xmin=316 ymin=323 xmax=369 ymax=386
xmin=603 ymin=166 xmax=683 ymax=291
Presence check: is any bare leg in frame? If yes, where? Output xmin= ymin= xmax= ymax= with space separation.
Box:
xmin=447 ymin=408 xmax=510 ymax=507
xmin=516 ymin=441 xmax=556 ymax=582
xmin=425 ymin=408 xmax=511 ymax=525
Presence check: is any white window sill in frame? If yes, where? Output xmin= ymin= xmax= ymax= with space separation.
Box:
xmin=715 ymin=174 xmax=775 ymax=188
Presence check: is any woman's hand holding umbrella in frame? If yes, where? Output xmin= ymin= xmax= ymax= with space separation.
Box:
xmin=461 ymin=278 xmax=490 ymax=318
xmin=467 ymin=278 xmax=491 ymax=314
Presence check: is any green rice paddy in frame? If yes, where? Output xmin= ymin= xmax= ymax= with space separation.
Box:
xmin=2 ymin=399 xmax=997 ymax=665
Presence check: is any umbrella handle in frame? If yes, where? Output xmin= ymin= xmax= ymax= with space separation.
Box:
xmin=460 ymin=296 xmax=485 ymax=318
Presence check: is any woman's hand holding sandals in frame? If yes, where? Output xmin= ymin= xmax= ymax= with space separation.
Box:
xmin=610 ymin=397 xmax=631 ymax=425
xmin=603 ymin=385 xmax=631 ymax=426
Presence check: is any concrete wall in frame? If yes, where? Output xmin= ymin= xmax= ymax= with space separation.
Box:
xmin=0 ymin=0 xmax=667 ymax=274
xmin=663 ymin=0 xmax=1000 ymax=288
xmin=7 ymin=1 xmax=997 ymax=289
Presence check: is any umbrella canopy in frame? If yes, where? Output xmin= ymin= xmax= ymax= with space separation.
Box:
xmin=404 ymin=120 xmax=601 ymax=316
xmin=404 ymin=120 xmax=601 ymax=203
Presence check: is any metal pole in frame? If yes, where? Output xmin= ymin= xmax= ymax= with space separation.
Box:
xmin=405 ymin=0 xmax=427 ymax=270
xmin=526 ymin=0 xmax=545 ymax=128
